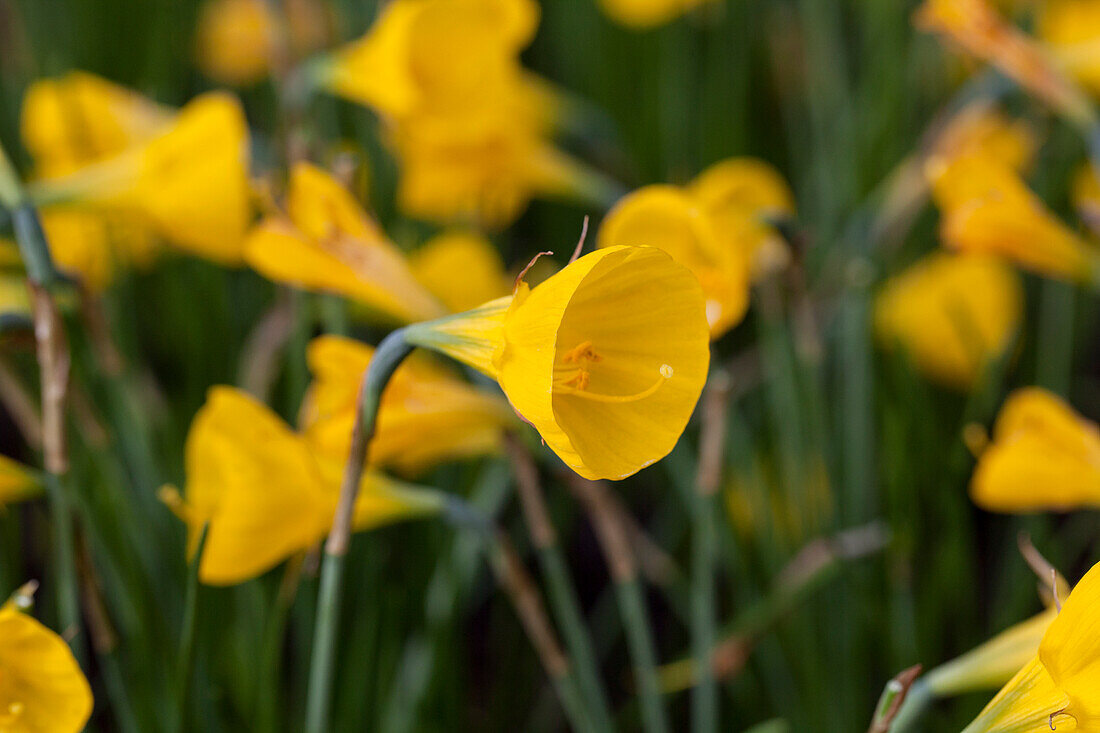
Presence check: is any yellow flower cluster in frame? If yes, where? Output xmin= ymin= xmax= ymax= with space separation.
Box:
xmin=317 ymin=0 xmax=594 ymax=228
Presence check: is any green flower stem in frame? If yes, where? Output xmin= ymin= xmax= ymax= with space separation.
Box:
xmin=305 ymin=328 xmax=414 ymax=733
xmin=175 ymin=523 xmax=209 ymax=733
xmin=44 ymin=473 xmax=81 ymax=654
xmin=691 ymin=376 xmax=731 ymax=733
xmin=569 ymin=475 xmax=670 ymax=733
xmin=505 ymin=434 xmax=615 ymax=733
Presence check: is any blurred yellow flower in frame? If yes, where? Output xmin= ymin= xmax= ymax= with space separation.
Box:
xmin=195 ymin=0 xmax=277 ymax=86
xmin=599 ymin=185 xmax=749 ymax=338
xmin=873 ymin=252 xmax=1022 ymax=389
xmin=245 ymin=162 xmax=446 ymax=323
xmin=971 ymin=387 xmax=1100 ymax=512
xmin=163 ymin=386 xmax=446 ymax=585
xmin=598 ymin=0 xmax=717 ymax=29
xmin=929 ymin=106 xmax=1036 ymax=175
xmin=408 ymin=230 xmax=512 ymax=313
xmin=19 ymin=72 xmax=173 ymax=287
xmin=962 ymin=560 xmax=1100 ymax=732
xmin=195 ymin=0 xmax=332 ymax=86
xmin=928 ymin=154 xmax=1100 ymax=282
xmin=1040 ymin=0 xmax=1100 ymax=96
xmin=686 ymin=157 xmax=796 ymax=280
xmin=0 ymin=454 xmax=39 ymax=507
xmin=30 ymin=92 xmax=253 ymax=266
xmin=405 ymin=245 xmax=710 ymax=480
xmin=0 ymin=602 xmax=93 ymax=733
xmin=301 ymin=335 xmax=514 ymax=475
xmin=317 ymin=0 xmax=600 ymax=228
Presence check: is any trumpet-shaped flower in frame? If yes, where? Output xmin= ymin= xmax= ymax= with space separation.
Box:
xmin=686 ymin=157 xmax=797 ymax=280
xmin=0 ymin=454 xmax=39 ymax=507
xmin=971 ymin=387 xmax=1100 ymax=512
xmin=963 ymin=560 xmax=1100 ymax=732
xmin=0 ymin=602 xmax=93 ymax=733
xmin=408 ymin=230 xmax=512 ymax=313
xmin=245 ymin=162 xmax=446 ymax=323
xmin=163 ymin=386 xmax=446 ymax=585
xmin=404 ymin=245 xmax=710 ymax=480
xmin=301 ymin=335 xmax=515 ymax=475
xmin=20 ymin=71 xmax=173 ymax=180
xmin=30 ymin=92 xmax=253 ymax=266
xmin=927 ymin=154 xmax=1100 ymax=281
xmin=598 ymin=0 xmax=717 ymax=29
xmin=598 ymin=185 xmax=749 ymax=338
xmin=873 ymin=252 xmax=1022 ymax=389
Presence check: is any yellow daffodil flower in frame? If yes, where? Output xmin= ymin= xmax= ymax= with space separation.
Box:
xmin=301 ymin=335 xmax=515 ymax=475
xmin=244 ymin=162 xmax=446 ymax=324
xmin=873 ymin=252 xmax=1022 ymax=389
xmin=0 ymin=454 xmax=39 ymax=507
xmin=0 ymin=601 xmax=93 ymax=733
xmin=195 ymin=0 xmax=331 ymax=87
xmin=598 ymin=185 xmax=749 ymax=338
xmin=686 ymin=157 xmax=797 ymax=280
xmin=928 ymin=106 xmax=1036 ymax=176
xmin=971 ymin=387 xmax=1100 ymax=512
xmin=915 ymin=0 xmax=1096 ymax=128
xmin=163 ymin=386 xmax=447 ymax=585
xmin=195 ymin=0 xmax=278 ymax=86
xmin=598 ymin=0 xmax=717 ymax=29
xmin=963 ymin=559 xmax=1100 ymax=732
xmin=1040 ymin=0 xmax=1100 ymax=96
xmin=30 ymin=92 xmax=253 ymax=266
xmin=404 ymin=245 xmax=710 ymax=480
xmin=407 ymin=230 xmax=512 ymax=314
xmin=20 ymin=71 xmax=172 ymax=180
xmin=927 ymin=154 xmax=1100 ymax=282
xmin=19 ymin=72 xmax=172 ymax=287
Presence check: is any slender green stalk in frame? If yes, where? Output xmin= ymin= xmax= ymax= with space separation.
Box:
xmin=44 ymin=473 xmax=81 ymax=653
xmin=176 ymin=523 xmax=209 ymax=733
xmin=506 ymin=435 xmax=615 ymax=732
xmin=305 ymin=328 xmax=414 ymax=733
xmin=569 ymin=476 xmax=669 ymax=733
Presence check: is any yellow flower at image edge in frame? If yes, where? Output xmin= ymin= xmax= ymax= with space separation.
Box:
xmin=404 ymin=245 xmax=710 ymax=480
xmin=963 ymin=560 xmax=1100 ymax=732
xmin=301 ymin=335 xmax=515 ymax=475
xmin=163 ymin=387 xmax=446 ymax=585
xmin=873 ymin=252 xmax=1022 ymax=389
xmin=0 ymin=604 xmax=93 ymax=733
xmin=0 ymin=454 xmax=40 ymax=507
xmin=971 ymin=388 xmax=1100 ymax=512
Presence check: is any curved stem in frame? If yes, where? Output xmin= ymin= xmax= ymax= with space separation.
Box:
xmin=305 ymin=328 xmax=414 ymax=733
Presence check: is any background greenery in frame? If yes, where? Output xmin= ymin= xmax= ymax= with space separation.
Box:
xmin=1 ymin=0 xmax=1096 ymax=730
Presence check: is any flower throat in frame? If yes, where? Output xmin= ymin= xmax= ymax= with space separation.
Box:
xmin=554 ymin=340 xmax=673 ymax=403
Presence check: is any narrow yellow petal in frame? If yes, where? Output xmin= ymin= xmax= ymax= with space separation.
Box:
xmin=1040 ymin=560 xmax=1100 ymax=726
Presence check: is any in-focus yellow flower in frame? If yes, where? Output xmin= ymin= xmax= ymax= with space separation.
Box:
xmin=245 ymin=162 xmax=446 ymax=324
xmin=928 ymin=154 xmax=1100 ymax=282
xmin=686 ymin=157 xmax=797 ymax=280
xmin=0 ymin=454 xmax=39 ymax=507
xmin=963 ymin=559 xmax=1100 ymax=732
xmin=408 ymin=230 xmax=512 ymax=313
xmin=31 ymin=92 xmax=253 ymax=266
xmin=1040 ymin=0 xmax=1100 ymax=96
xmin=301 ymin=335 xmax=514 ymax=475
xmin=971 ymin=387 xmax=1100 ymax=512
xmin=873 ymin=252 xmax=1022 ymax=389
xmin=0 ymin=601 xmax=93 ymax=733
xmin=599 ymin=185 xmax=749 ymax=338
xmin=163 ymin=386 xmax=447 ymax=585
xmin=405 ymin=245 xmax=710 ymax=480
xmin=195 ymin=0 xmax=277 ymax=87
xmin=598 ymin=0 xmax=717 ymax=29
